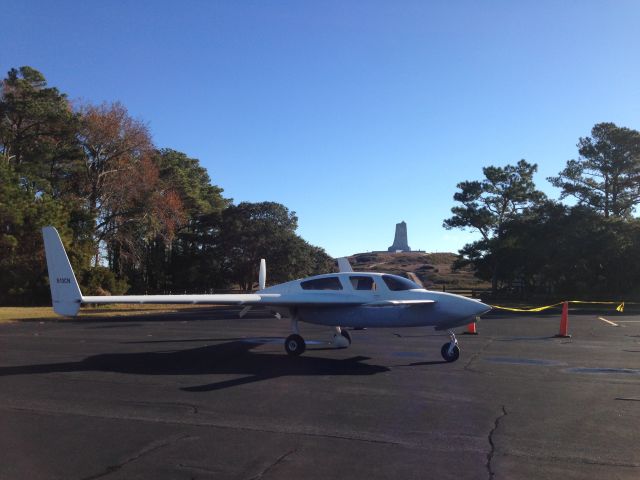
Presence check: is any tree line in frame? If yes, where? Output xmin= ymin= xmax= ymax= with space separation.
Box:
xmin=0 ymin=66 xmax=333 ymax=305
xmin=4 ymin=66 xmax=638 ymax=305
xmin=444 ymin=122 xmax=640 ymax=299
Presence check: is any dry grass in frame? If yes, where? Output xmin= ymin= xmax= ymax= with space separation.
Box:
xmin=347 ymin=251 xmax=490 ymax=289
xmin=0 ymin=304 xmax=214 ymax=324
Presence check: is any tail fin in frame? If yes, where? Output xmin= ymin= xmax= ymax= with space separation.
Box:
xmin=42 ymin=227 xmax=82 ymax=316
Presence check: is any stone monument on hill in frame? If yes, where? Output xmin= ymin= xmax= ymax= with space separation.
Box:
xmin=388 ymin=221 xmax=411 ymax=252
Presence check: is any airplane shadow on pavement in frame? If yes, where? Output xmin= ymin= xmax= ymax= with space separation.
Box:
xmin=0 ymin=340 xmax=390 ymax=392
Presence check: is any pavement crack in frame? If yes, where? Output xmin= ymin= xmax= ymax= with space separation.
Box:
xmin=486 ymin=405 xmax=507 ymax=480
xmin=177 ymin=463 xmax=221 ymax=475
xmin=248 ymin=448 xmax=297 ymax=480
xmin=124 ymin=400 xmax=199 ymax=414
xmin=4 ymin=404 xmax=414 ymax=448
xmin=464 ymin=351 xmax=481 ymax=372
xmin=503 ymin=451 xmax=640 ymax=468
xmin=464 ymin=339 xmax=494 ymax=373
xmin=80 ymin=434 xmax=192 ymax=480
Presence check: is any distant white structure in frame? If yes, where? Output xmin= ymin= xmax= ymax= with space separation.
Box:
xmin=388 ymin=221 xmax=411 ymax=252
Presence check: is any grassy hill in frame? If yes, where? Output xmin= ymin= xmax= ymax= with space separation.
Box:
xmin=345 ymin=251 xmax=489 ymax=290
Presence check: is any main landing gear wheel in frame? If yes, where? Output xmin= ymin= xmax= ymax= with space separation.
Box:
xmin=440 ymin=342 xmax=460 ymax=362
xmin=285 ymin=334 xmax=306 ymax=356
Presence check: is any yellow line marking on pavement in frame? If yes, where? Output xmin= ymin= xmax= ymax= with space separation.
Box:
xmin=598 ymin=317 xmax=619 ymax=327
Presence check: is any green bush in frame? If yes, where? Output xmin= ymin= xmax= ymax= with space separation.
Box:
xmin=81 ymin=267 xmax=129 ymax=296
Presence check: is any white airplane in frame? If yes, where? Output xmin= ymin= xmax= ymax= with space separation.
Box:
xmin=42 ymin=226 xmax=491 ymax=362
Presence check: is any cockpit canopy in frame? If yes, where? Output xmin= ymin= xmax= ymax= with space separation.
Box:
xmin=299 ymin=274 xmax=422 ymax=292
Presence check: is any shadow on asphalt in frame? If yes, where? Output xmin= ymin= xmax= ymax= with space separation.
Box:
xmin=396 ymin=360 xmax=449 ymax=367
xmin=0 ymin=340 xmax=389 ymax=392
xmin=121 ymin=337 xmax=254 ymax=344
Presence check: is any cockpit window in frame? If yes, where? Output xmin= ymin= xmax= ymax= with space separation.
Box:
xmin=382 ymin=274 xmax=421 ymax=291
xmin=300 ymin=276 xmax=343 ymax=290
xmin=349 ymin=276 xmax=376 ymax=291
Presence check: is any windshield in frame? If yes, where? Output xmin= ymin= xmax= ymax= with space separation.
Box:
xmin=381 ymin=274 xmax=421 ymax=291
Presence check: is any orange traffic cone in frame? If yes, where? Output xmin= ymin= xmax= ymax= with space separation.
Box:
xmin=463 ymin=321 xmax=478 ymax=335
xmin=555 ymin=301 xmax=571 ymax=338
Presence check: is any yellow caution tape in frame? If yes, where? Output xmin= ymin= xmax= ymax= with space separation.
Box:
xmin=567 ymin=300 xmax=622 ymax=305
xmin=491 ymin=300 xmax=627 ymax=313
xmin=491 ymin=302 xmax=563 ymax=312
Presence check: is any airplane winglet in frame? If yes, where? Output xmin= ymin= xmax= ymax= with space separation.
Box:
xmin=337 ymin=257 xmax=353 ymax=273
xmin=406 ymin=272 xmax=424 ymax=288
xmin=259 ymin=259 xmax=266 ymax=290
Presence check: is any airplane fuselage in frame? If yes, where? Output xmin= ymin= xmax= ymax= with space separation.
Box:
xmin=260 ymin=272 xmax=490 ymax=330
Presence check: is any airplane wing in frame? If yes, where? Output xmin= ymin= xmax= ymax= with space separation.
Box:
xmin=42 ymin=226 xmax=436 ymax=317
xmin=81 ymin=294 xmax=263 ymax=305
xmin=42 ymin=227 xmax=272 ymax=316
xmin=81 ymin=293 xmax=435 ymax=308
xmin=42 ymin=227 xmax=366 ymax=316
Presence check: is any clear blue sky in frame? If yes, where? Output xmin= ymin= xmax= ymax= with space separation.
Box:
xmin=3 ymin=1 xmax=639 ymax=257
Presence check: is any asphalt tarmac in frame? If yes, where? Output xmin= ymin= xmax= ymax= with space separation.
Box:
xmin=1 ymin=307 xmax=639 ymax=480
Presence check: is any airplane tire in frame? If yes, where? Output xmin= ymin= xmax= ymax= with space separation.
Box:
xmin=440 ymin=342 xmax=460 ymax=362
xmin=340 ymin=329 xmax=352 ymax=345
xmin=285 ymin=334 xmax=306 ymax=356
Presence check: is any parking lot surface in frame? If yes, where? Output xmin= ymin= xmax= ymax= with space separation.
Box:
xmin=1 ymin=307 xmax=639 ymax=479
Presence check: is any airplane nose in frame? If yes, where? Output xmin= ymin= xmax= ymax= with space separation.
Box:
xmin=475 ymin=301 xmax=492 ymax=316
xmin=462 ymin=298 xmax=491 ymax=318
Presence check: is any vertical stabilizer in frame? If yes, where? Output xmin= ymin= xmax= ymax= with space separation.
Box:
xmin=42 ymin=227 xmax=82 ymax=316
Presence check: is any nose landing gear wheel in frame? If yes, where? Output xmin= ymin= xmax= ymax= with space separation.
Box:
xmin=441 ymin=342 xmax=460 ymax=362
xmin=285 ymin=334 xmax=306 ymax=356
